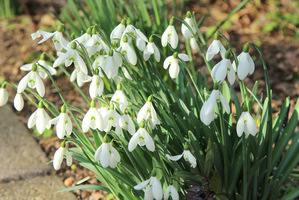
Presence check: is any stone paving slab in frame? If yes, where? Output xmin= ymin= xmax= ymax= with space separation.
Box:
xmin=0 ymin=105 xmax=50 ymax=182
xmin=0 ymin=175 xmax=76 ymax=200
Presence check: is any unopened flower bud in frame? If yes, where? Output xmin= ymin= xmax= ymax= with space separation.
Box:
xmin=31 ymin=63 xmax=37 ymax=72
xmin=71 ymin=42 xmax=77 ymax=50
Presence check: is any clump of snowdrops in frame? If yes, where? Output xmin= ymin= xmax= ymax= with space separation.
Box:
xmin=1 ymin=11 xmax=299 ymax=200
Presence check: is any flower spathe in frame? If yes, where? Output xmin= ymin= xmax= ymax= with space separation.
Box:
xmin=237 ymin=111 xmax=257 ymax=137
xmin=200 ymin=89 xmax=230 ymax=126
xmin=164 ymin=185 xmax=179 ymax=200
xmin=163 ymin=53 xmax=189 ymax=79
xmin=53 ymin=146 xmax=72 ymax=170
xmin=94 ymin=143 xmax=121 ymax=168
xmin=134 ymin=175 xmax=163 ymax=200
xmin=167 ymin=150 xmax=197 ymax=168
xmin=50 ymin=111 xmax=72 ymax=139
xmin=14 ymin=93 xmax=24 ymax=111
xmin=128 ymin=127 xmax=155 ymax=152
xmin=211 ymin=57 xmax=235 ymax=85
xmin=28 ymin=105 xmax=51 ymax=134
xmin=0 ymin=87 xmax=8 ymax=107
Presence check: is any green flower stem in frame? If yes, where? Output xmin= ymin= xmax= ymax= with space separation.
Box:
xmin=242 ymin=134 xmax=248 ymax=200
xmin=58 ymin=65 xmax=90 ymax=104
xmin=185 ymin=39 xmax=196 ymax=77
xmin=151 ymin=0 xmax=161 ymax=30
xmin=218 ymin=102 xmax=229 ymax=192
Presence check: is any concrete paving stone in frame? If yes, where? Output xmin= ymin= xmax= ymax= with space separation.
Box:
xmin=0 ymin=175 xmax=77 ymax=200
xmin=0 ymin=105 xmax=50 ymax=182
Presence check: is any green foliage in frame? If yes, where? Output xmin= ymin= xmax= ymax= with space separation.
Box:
xmin=33 ymin=126 xmax=53 ymax=138
xmin=0 ymin=0 xmax=20 ymax=19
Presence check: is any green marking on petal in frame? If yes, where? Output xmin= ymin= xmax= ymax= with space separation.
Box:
xmin=168 ymin=33 xmax=172 ymax=37
xmin=125 ymin=122 xmax=128 ymax=126
xmin=147 ymin=109 xmax=151 ymax=113
xmin=109 ymin=117 xmax=114 ymax=121
xmin=116 ymin=98 xmax=120 ymax=102
xmin=244 ymin=120 xmax=247 ymax=123
xmin=95 ymin=42 xmax=100 ymax=45
xmin=54 ymin=39 xmax=60 ymax=44
xmin=91 ymin=116 xmax=96 ymax=120
xmin=29 ymin=79 xmax=35 ymax=84
xmin=63 ymin=154 xmax=67 ymax=158
xmin=139 ymin=136 xmax=144 ymax=140
xmin=228 ymin=67 xmax=231 ymax=72
xmin=65 ymin=120 xmax=68 ymax=124
xmin=69 ymin=57 xmax=75 ymax=62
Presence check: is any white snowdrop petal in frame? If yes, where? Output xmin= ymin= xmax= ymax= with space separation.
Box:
xmin=152 ymin=177 xmax=163 ymax=200
xmin=245 ymin=112 xmax=257 ymax=136
xmin=163 ymin=56 xmax=173 ymax=69
xmin=0 ymin=88 xmax=9 ymax=107
xmin=128 ymin=132 xmax=139 ymax=152
xmin=206 ymin=40 xmax=220 ymax=61
xmin=65 ymin=150 xmax=72 ymax=166
xmin=161 ymin=26 xmax=170 ymax=47
xmin=53 ymin=147 xmax=64 ymax=170
xmin=178 ymin=53 xmax=189 ymax=61
xmin=166 ymin=154 xmax=183 ymax=161
xmin=134 ymin=180 xmax=150 ymax=190
xmin=100 ymin=143 xmax=110 ymax=168
xmin=221 ymin=94 xmax=230 ymax=114
xmin=237 ymin=113 xmax=245 ymax=137
xmin=169 ymin=62 xmax=180 ymax=79
xmin=169 ymin=26 xmax=178 ymax=49
xmin=36 ymin=30 xmax=56 ymax=44
xmin=17 ymin=73 xmax=30 ymax=93
xmin=94 ymin=145 xmax=103 ymax=161
xmin=28 ymin=110 xmax=38 ymax=128
xmin=35 ymin=74 xmax=45 ymax=97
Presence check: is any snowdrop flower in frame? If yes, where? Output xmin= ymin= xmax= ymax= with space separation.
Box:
xmin=0 ymin=84 xmax=8 ymax=107
xmin=120 ymin=19 xmax=135 ymax=45
xmin=122 ymin=111 xmax=136 ymax=135
xmin=162 ymin=17 xmax=178 ymax=49
xmin=166 ymin=144 xmax=197 ymax=168
xmin=94 ymin=139 xmax=121 ymax=168
xmin=110 ymin=19 xmax=126 ymax=43
xmin=88 ymin=69 xmax=104 ymax=99
xmin=83 ymin=26 xmax=110 ymax=57
xmin=66 ymin=27 xmax=92 ymax=50
xmin=101 ymin=49 xmax=122 ymax=79
xmin=92 ymin=53 xmax=106 ymax=70
xmin=82 ymin=100 xmax=104 ymax=132
xmin=237 ymin=106 xmax=257 ymax=137
xmin=128 ymin=121 xmax=155 ymax=152
xmin=53 ymin=42 xmax=88 ymax=75
xmin=31 ymin=24 xmax=68 ymax=51
xmin=143 ymin=35 xmax=160 ymax=62
xmin=53 ymin=141 xmax=72 ymax=170
xmin=120 ymin=35 xmax=137 ymax=65
xmin=121 ymin=67 xmax=132 ymax=80
xmin=190 ymin=36 xmax=198 ymax=50
xmin=206 ymin=32 xmax=226 ymax=61
xmin=111 ymin=84 xmax=128 ymax=113
xmin=200 ymin=86 xmax=230 ymax=126
xmin=14 ymin=93 xmax=24 ymax=111
xmin=137 ymin=95 xmax=160 ymax=129
xmin=181 ymin=11 xmax=197 ymax=40
xmin=50 ymin=105 xmax=72 ymax=139
xmin=103 ymin=103 xmax=124 ymax=136
xmin=163 ymin=52 xmax=189 ymax=79
xmin=135 ymin=29 xmax=148 ymax=51
xmin=164 ymin=185 xmax=179 ymax=200
xmin=28 ymin=101 xmax=51 ymax=134
xmin=17 ymin=63 xmax=45 ymax=97
xmin=233 ymin=43 xmax=255 ymax=80
xmin=70 ymin=67 xmax=92 ymax=87
xmin=134 ymin=170 xmax=163 ymax=200
xmin=20 ymin=54 xmax=57 ymax=79
xmin=211 ymin=50 xmax=235 ymax=85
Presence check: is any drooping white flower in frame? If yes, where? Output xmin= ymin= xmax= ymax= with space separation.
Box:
xmin=137 ymin=95 xmax=160 ymax=129
xmin=111 ymin=84 xmax=128 ymax=113
xmin=121 ymin=67 xmax=132 ymax=80
xmin=181 ymin=11 xmax=197 ymax=40
xmin=0 ymin=85 xmax=9 ymax=107
xmin=20 ymin=55 xmax=57 ymax=79
xmin=28 ymin=102 xmax=51 ymax=134
xmin=166 ymin=145 xmax=197 ymax=168
xmin=83 ymin=27 xmax=110 ymax=57
xmin=237 ymin=111 xmax=257 ymax=137
xmin=120 ymin=19 xmax=135 ymax=45
xmin=14 ymin=93 xmax=24 ymax=111
xmin=119 ymin=35 xmax=137 ymax=65
xmin=110 ymin=19 xmax=126 ymax=43
xmin=70 ymin=67 xmax=92 ymax=87
xmin=190 ymin=36 xmax=198 ymax=50
xmin=92 ymin=54 xmax=106 ymax=70
xmin=101 ymin=49 xmax=122 ymax=79
xmin=162 ymin=17 xmax=178 ymax=49
xmin=144 ymin=36 xmax=160 ymax=62
xmin=50 ymin=105 xmax=72 ymax=139
xmin=53 ymin=42 xmax=88 ymax=75
xmin=102 ymin=104 xmax=124 ymax=136
xmin=135 ymin=29 xmax=148 ymax=51
xmin=128 ymin=123 xmax=155 ymax=152
xmin=82 ymin=100 xmax=104 ymax=132
xmin=233 ymin=44 xmax=255 ymax=80
xmin=53 ymin=143 xmax=72 ymax=170
xmin=134 ymin=172 xmax=163 ymax=200
xmin=122 ymin=113 xmax=136 ymax=135
xmin=206 ymin=33 xmax=226 ymax=61
xmin=211 ymin=51 xmax=235 ymax=85
xmin=200 ymin=88 xmax=230 ymax=126
xmin=94 ymin=142 xmax=121 ymax=168
xmin=88 ymin=70 xmax=104 ymax=99
xmin=31 ymin=25 xmax=68 ymax=51
xmin=17 ymin=63 xmax=45 ymax=97
xmin=163 ymin=52 xmax=189 ymax=79
xmin=164 ymin=185 xmax=179 ymax=200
